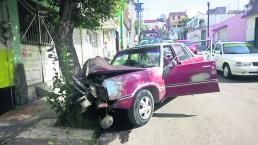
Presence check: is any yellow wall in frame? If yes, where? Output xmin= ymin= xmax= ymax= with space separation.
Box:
xmin=0 ymin=48 xmax=14 ymax=88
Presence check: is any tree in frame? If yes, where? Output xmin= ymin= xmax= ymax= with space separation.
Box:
xmin=178 ymin=17 xmax=191 ymax=27
xmin=38 ymin=0 xmax=123 ymax=127
xmin=157 ymin=14 xmax=166 ymax=22
xmin=39 ymin=0 xmax=123 ymax=74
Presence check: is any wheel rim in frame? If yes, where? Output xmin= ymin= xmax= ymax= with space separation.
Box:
xmin=224 ymin=66 xmax=229 ymax=77
xmin=138 ymin=96 xmax=152 ymax=120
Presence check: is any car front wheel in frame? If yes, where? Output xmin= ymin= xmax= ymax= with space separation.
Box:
xmin=223 ymin=64 xmax=232 ymax=79
xmin=127 ymin=89 xmax=154 ymax=126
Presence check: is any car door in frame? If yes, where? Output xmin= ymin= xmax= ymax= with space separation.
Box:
xmin=164 ymin=45 xmax=220 ymax=97
xmin=213 ymin=43 xmax=224 ymax=70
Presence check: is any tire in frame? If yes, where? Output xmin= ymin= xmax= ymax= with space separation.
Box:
xmin=127 ymin=89 xmax=154 ymax=126
xmin=223 ymin=64 xmax=232 ymax=79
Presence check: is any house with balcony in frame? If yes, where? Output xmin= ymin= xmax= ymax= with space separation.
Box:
xmin=186 ymin=8 xmax=236 ymax=41
xmin=207 ymin=0 xmax=258 ymax=45
xmin=167 ymin=12 xmax=187 ymax=29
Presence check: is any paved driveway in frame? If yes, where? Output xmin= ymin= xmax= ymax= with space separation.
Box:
xmin=97 ymin=73 xmax=258 ymax=145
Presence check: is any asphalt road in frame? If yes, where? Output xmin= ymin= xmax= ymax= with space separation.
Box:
xmin=97 ymin=73 xmax=258 ymax=145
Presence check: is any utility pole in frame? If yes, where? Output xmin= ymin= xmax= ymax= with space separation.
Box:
xmin=207 ymin=2 xmax=210 ymax=38
xmin=135 ymin=0 xmax=143 ymax=41
xmin=120 ymin=0 xmax=125 ymax=49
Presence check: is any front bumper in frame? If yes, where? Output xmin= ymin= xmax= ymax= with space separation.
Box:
xmin=231 ymin=66 xmax=258 ymax=76
xmin=110 ymin=95 xmax=134 ymax=109
xmin=86 ymin=87 xmax=134 ymax=110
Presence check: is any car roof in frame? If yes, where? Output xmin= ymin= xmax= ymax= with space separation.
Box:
xmin=117 ymin=43 xmax=187 ymax=54
xmin=118 ymin=43 xmax=179 ymax=53
xmin=118 ymin=44 xmax=162 ymax=52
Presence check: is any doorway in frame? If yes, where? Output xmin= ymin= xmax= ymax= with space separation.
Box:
xmin=254 ymin=17 xmax=258 ymax=47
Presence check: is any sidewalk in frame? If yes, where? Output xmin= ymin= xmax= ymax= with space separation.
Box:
xmin=0 ymin=98 xmax=97 ymax=145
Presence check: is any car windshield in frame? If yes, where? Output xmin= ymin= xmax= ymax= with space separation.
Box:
xmin=112 ymin=47 xmax=160 ymax=68
xmin=223 ymin=43 xmax=258 ymax=54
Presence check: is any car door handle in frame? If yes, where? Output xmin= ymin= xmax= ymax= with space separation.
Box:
xmin=202 ymin=65 xmax=212 ymax=69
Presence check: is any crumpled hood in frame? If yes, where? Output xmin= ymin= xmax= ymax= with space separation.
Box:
xmin=85 ymin=57 xmax=145 ymax=75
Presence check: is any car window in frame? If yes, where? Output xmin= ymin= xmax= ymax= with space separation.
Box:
xmin=173 ymin=45 xmax=190 ymax=61
xmin=215 ymin=44 xmax=222 ymax=51
xmin=184 ymin=46 xmax=194 ymax=58
xmin=163 ymin=46 xmax=173 ymax=57
xmin=112 ymin=54 xmax=129 ymax=66
xmin=223 ymin=43 xmax=258 ymax=54
xmin=130 ymin=54 xmax=139 ymax=62
xmin=112 ymin=47 xmax=161 ymax=68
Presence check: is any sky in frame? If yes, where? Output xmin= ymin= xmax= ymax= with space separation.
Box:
xmin=140 ymin=0 xmax=249 ymax=19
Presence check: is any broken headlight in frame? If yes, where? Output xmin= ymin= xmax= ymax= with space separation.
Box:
xmin=102 ymin=79 xmax=123 ymax=101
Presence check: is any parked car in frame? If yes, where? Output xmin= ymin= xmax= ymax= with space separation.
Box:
xmin=176 ymin=40 xmax=198 ymax=54
xmin=139 ymin=30 xmax=162 ymax=45
xmin=162 ymin=40 xmax=174 ymax=43
xmin=76 ymin=43 xmax=220 ymax=128
xmin=210 ymin=41 xmax=258 ymax=78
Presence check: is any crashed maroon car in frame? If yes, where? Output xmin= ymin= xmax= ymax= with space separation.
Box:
xmin=76 ymin=43 xmax=219 ymax=128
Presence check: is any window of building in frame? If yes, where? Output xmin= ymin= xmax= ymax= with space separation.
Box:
xmin=91 ymin=32 xmax=98 ymax=48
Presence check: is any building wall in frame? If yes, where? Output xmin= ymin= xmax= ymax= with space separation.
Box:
xmin=209 ymin=14 xmax=247 ymax=42
xmin=168 ymin=12 xmax=187 ymax=28
xmin=187 ymin=29 xmax=205 ymax=41
xmin=74 ymin=28 xmax=117 ymax=66
xmin=246 ymin=14 xmax=258 ymax=41
xmin=187 ymin=13 xmax=236 ymax=29
xmin=0 ymin=0 xmax=14 ymax=88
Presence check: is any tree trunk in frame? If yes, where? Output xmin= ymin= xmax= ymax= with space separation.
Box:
xmin=52 ymin=0 xmax=81 ymax=76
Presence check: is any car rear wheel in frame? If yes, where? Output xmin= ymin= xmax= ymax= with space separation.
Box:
xmin=127 ymin=89 xmax=154 ymax=126
xmin=223 ymin=64 xmax=232 ymax=79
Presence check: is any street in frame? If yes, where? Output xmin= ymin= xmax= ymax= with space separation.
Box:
xmin=97 ymin=73 xmax=258 ymax=145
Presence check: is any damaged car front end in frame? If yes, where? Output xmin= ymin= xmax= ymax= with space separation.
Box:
xmin=73 ymin=57 xmax=146 ymax=128
xmin=73 ymin=44 xmax=220 ymax=129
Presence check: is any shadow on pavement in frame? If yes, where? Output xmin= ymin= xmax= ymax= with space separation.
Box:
xmin=153 ymin=113 xmax=196 ymax=118
xmin=96 ymin=97 xmax=181 ymax=145
xmin=154 ymin=97 xmax=177 ymax=111
xmin=217 ymin=71 xmax=258 ymax=84
xmin=96 ymin=110 xmax=134 ymax=145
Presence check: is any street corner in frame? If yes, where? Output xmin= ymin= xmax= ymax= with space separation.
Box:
xmin=7 ymin=119 xmax=96 ymax=145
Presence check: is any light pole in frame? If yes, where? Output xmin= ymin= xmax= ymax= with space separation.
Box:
xmin=207 ymin=2 xmax=210 ymax=38
xmin=120 ymin=0 xmax=125 ymax=50
xmin=135 ymin=1 xmax=143 ymax=41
